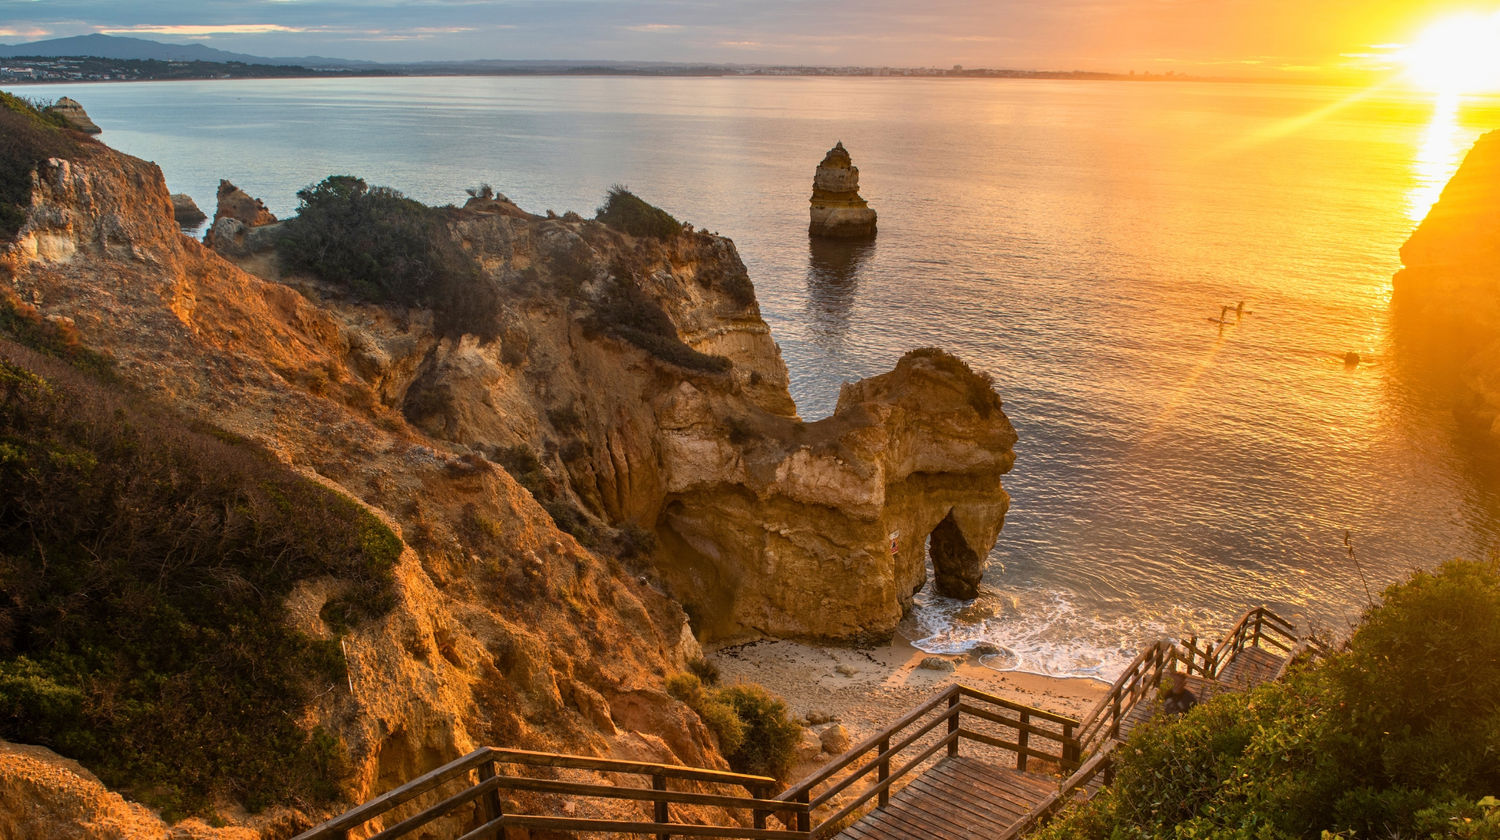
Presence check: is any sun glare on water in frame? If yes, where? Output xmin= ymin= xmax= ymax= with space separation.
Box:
xmin=1399 ymin=13 xmax=1500 ymax=94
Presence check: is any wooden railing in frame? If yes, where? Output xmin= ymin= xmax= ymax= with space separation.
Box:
xmin=295 ymin=607 xmax=1312 ymax=840
xmin=290 ymin=747 xmax=804 ymax=840
xmin=1074 ymin=606 xmax=1308 ymax=759
xmin=1000 ymin=740 xmax=1119 ymax=840
xmin=1072 ymin=639 xmax=1176 ymax=756
xmin=1182 ymin=606 xmax=1302 ymax=678
xmin=773 ymin=684 xmax=1080 ymax=839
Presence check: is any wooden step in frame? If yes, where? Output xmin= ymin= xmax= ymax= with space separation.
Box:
xmin=834 ymin=756 xmax=1054 ymax=840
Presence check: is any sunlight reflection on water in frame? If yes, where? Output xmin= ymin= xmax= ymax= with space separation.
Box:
xmin=22 ymin=77 xmax=1500 ymax=679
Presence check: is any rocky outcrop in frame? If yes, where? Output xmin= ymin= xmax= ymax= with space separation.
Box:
xmin=0 ymin=741 xmax=260 ymax=840
xmin=809 ymin=142 xmax=877 ymax=239
xmin=43 ymin=97 xmax=101 ymax=134
xmin=3 ymin=128 xmax=1016 ymax=831
xmin=170 ymin=193 xmax=207 ymax=227
xmin=203 ymin=179 xmax=280 ymax=256
xmin=1393 ymin=130 xmax=1500 ymax=440
xmin=5 ymin=140 xmax=717 ymax=835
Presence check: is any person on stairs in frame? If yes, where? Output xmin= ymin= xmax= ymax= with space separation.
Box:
xmin=1162 ymin=670 xmax=1198 ymax=715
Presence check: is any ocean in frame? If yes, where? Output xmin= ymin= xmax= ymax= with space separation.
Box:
xmin=20 ymin=75 xmax=1500 ymax=680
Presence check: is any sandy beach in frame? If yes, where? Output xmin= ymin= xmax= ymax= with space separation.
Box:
xmin=707 ymin=634 xmax=1110 ymax=751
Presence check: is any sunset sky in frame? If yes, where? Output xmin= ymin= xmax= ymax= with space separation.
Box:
xmin=1 ymin=0 xmax=1498 ymax=78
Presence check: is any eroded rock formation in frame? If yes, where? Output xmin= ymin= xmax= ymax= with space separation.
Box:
xmin=170 ymin=193 xmax=207 ymax=227
xmin=5 ymin=143 xmax=717 ymax=836
xmin=3 ymin=128 xmax=1015 ymax=832
xmin=203 ymin=179 xmax=280 ymax=256
xmin=1393 ymin=129 xmax=1500 ymax=440
xmin=809 ymin=142 xmax=877 ymax=239
xmin=43 ymin=97 xmax=101 ymax=134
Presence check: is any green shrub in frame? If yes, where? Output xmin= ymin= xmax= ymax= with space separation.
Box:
xmin=1034 ymin=559 xmax=1500 ymax=840
xmin=595 ymin=185 xmax=681 ymax=241
xmin=666 ymin=673 xmax=746 ymax=758
xmin=276 ymin=175 xmax=502 ymax=339
xmin=717 ymin=684 xmax=803 ymax=781
xmin=687 ymin=657 xmax=721 ymax=686
xmin=0 ymin=340 xmax=399 ymax=817
xmin=584 ymin=275 xmax=730 ymax=373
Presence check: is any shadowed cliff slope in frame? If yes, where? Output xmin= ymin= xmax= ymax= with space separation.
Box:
xmin=1393 ymin=129 xmax=1500 ymax=442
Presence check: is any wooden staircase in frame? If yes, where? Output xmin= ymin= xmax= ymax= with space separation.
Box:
xmin=292 ymin=606 xmax=1315 ymax=840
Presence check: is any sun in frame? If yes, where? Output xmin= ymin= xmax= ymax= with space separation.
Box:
xmin=1399 ymin=13 xmax=1500 ymax=95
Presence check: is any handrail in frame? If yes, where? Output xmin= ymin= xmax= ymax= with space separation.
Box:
xmin=297 ymin=606 xmax=1311 ymax=840
xmin=1073 ymin=639 xmax=1176 ymax=756
xmin=999 ymin=740 xmax=1119 ymax=840
xmin=292 ymin=746 xmax=794 ymax=840
xmin=776 ymin=684 xmax=1080 ymax=838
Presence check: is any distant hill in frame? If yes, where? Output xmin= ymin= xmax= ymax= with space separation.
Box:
xmin=0 ymin=33 xmax=371 ymax=68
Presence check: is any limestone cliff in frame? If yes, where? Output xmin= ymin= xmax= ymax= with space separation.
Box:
xmin=2 ymin=125 xmax=1015 ymax=834
xmin=4 ymin=142 xmax=719 ymax=836
xmin=809 ymin=142 xmax=877 ymax=239
xmin=43 ymin=97 xmax=101 ymax=134
xmin=209 ymin=182 xmax=1013 ymax=642
xmin=1393 ymin=130 xmax=1500 ymax=441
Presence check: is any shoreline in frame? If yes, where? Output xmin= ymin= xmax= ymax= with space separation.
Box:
xmin=707 ymin=633 xmax=1110 ymax=754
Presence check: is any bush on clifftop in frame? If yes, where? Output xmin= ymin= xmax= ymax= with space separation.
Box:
xmin=595 ymin=185 xmax=681 ymax=241
xmin=276 ymin=174 xmax=503 ymax=339
xmin=0 ymin=338 xmax=401 ymax=818
xmin=1033 ymin=558 xmax=1500 ymax=840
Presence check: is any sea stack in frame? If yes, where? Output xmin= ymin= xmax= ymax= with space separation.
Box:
xmin=809 ymin=141 xmax=877 ymax=239
xmin=43 ymin=97 xmax=101 ymax=134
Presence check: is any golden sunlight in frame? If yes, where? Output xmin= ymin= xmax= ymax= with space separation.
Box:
xmin=1399 ymin=13 xmax=1500 ymax=94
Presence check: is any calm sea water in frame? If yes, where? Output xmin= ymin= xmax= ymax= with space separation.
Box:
xmin=22 ymin=77 xmax=1500 ymax=680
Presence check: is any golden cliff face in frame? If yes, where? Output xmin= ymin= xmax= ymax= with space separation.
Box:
xmin=214 ymin=191 xmax=1016 ymax=643
xmin=3 ymin=144 xmax=718 ymax=836
xmin=2 ymin=134 xmax=1016 ymax=832
xmin=1393 ymin=129 xmax=1500 ymax=441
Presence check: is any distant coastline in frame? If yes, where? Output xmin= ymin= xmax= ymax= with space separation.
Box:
xmin=0 ymin=59 xmax=1351 ymax=86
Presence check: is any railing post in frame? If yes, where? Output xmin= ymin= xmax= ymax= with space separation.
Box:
xmin=947 ymin=691 xmax=961 ymax=757
xmin=752 ymin=783 xmax=769 ymax=831
xmin=878 ymin=737 xmax=891 ymax=808
xmin=1062 ymin=722 xmax=1078 ymax=769
xmin=1108 ymin=688 xmax=1122 ymax=740
xmin=652 ymin=772 xmax=669 ymax=840
xmin=1017 ymin=712 xmax=1030 ymax=772
xmin=796 ymin=789 xmax=810 ymax=834
xmin=475 ymin=759 xmax=502 ymax=826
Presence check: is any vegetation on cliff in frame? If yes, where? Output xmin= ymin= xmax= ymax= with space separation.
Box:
xmin=0 ymin=320 xmax=402 ymax=817
xmin=0 ymin=91 xmax=87 ymax=240
xmin=667 ymin=671 xmax=803 ymax=781
xmin=596 ymin=185 xmax=682 ymax=241
xmin=276 ymin=174 xmax=503 ymax=339
xmin=1034 ymin=558 xmax=1500 ymax=839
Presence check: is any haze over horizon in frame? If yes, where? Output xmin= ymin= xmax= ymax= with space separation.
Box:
xmin=3 ymin=0 xmax=1498 ymax=81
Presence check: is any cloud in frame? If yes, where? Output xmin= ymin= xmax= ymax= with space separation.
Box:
xmin=719 ymin=40 xmax=761 ymax=48
xmin=624 ymin=24 xmax=683 ymax=33
xmin=0 ymin=26 xmax=51 ymax=38
xmin=98 ymin=24 xmax=306 ymax=36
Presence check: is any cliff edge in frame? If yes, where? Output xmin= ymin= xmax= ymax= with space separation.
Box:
xmin=1 ymin=108 xmax=1015 ymax=834
xmin=1393 ymin=129 xmax=1500 ymax=441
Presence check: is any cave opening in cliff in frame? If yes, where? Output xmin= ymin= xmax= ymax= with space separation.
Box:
xmin=928 ymin=510 xmax=983 ymax=600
